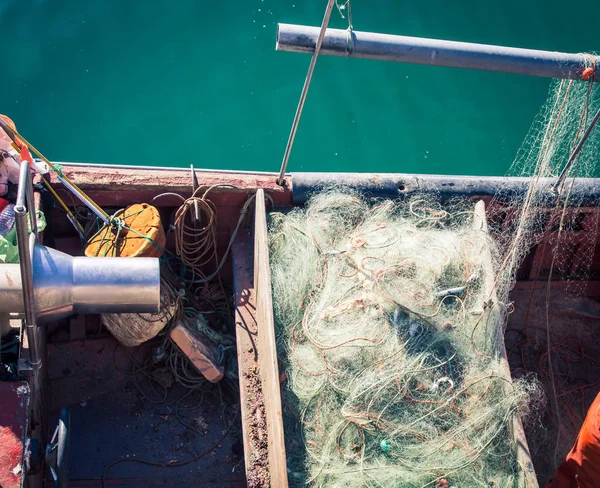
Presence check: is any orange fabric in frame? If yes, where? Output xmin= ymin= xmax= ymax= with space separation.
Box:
xmin=18 ymin=144 xmax=32 ymax=164
xmin=545 ymin=393 xmax=600 ymax=488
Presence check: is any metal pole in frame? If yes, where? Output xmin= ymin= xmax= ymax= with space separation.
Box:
xmin=14 ymin=217 xmax=40 ymax=368
xmin=14 ymin=162 xmax=45 ymax=442
xmin=554 ymin=105 xmax=600 ymax=193
xmin=16 ymin=162 xmax=39 ymax=238
xmin=53 ymin=172 xmax=110 ymax=225
xmin=277 ymin=0 xmax=337 ymax=186
xmin=276 ymin=24 xmax=599 ymax=81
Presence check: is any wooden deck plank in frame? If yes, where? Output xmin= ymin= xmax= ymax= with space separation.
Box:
xmin=232 ymin=230 xmax=262 ymax=484
xmin=253 ymin=189 xmax=289 ymax=487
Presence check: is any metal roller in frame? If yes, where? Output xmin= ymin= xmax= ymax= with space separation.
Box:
xmin=0 ymin=244 xmax=160 ymax=322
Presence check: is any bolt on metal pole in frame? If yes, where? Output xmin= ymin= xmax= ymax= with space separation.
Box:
xmin=277 ymin=0 xmax=337 ymax=186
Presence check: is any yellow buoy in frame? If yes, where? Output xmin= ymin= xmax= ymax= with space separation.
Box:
xmin=85 ymin=203 xmax=165 ymax=258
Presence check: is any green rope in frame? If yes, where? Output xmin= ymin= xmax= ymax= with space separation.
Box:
xmin=119 ymin=222 xmax=165 ymax=256
xmin=52 ymin=163 xmax=64 ymax=177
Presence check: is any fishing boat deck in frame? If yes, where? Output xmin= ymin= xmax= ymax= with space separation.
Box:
xmin=506 ymin=287 xmax=600 ymax=483
xmin=40 ymin=166 xmax=287 ymax=487
xmin=49 ymin=362 xmax=244 ymax=487
xmin=2 ymin=164 xmax=600 ymax=487
xmin=47 ymin=166 xmax=600 ymax=486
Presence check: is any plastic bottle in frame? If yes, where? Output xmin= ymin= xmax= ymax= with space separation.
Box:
xmin=0 ymin=203 xmax=15 ymax=237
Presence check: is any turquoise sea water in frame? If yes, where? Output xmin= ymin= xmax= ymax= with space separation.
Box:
xmin=0 ymin=1 xmax=598 ymax=175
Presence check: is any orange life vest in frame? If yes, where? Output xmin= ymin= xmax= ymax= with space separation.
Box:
xmin=545 ymin=393 xmax=600 ymax=488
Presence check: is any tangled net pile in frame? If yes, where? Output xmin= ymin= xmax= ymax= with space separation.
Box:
xmin=270 ymin=190 xmax=540 ymax=487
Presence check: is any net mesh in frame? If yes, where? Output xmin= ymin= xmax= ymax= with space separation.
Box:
xmin=268 ymin=76 xmax=600 ymax=486
xmin=490 ymin=77 xmax=600 ymax=480
xmin=270 ymin=190 xmax=541 ymax=487
xmin=490 ymin=77 xmax=600 ymax=299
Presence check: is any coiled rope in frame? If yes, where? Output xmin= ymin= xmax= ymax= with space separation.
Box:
xmin=173 ymin=185 xmax=272 ymax=284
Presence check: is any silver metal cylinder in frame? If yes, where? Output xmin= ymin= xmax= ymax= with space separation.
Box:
xmin=0 ymin=244 xmax=160 ymax=322
xmin=276 ymin=24 xmax=599 ymax=81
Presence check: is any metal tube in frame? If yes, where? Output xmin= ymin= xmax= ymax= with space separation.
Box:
xmin=276 ymin=24 xmax=599 ymax=81
xmin=54 ymin=172 xmax=111 ymax=225
xmin=14 ymin=208 xmax=40 ymax=365
xmin=0 ymin=245 xmax=161 ymax=321
xmin=554 ymin=105 xmax=600 ymax=193
xmin=14 ymin=162 xmax=47 ymax=452
xmin=20 ymin=162 xmax=38 ymax=237
xmin=15 ymin=163 xmax=40 ymax=367
xmin=277 ymin=0 xmax=337 ymax=186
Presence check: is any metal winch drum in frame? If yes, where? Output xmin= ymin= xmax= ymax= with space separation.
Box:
xmin=0 ymin=243 xmax=160 ymax=322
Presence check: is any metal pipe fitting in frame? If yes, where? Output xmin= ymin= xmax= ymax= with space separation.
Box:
xmin=0 ymin=244 xmax=160 ymax=322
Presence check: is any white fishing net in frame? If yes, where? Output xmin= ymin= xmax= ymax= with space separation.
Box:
xmin=268 ymin=77 xmax=600 ymax=486
xmin=269 ymin=190 xmax=541 ymax=486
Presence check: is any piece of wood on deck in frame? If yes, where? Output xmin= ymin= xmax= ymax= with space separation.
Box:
xmin=473 ymin=200 xmax=539 ymax=487
xmin=170 ymin=323 xmax=224 ymax=383
xmin=254 ymin=189 xmax=289 ymax=487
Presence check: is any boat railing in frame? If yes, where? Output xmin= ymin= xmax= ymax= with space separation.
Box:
xmin=14 ymin=160 xmax=46 ymax=440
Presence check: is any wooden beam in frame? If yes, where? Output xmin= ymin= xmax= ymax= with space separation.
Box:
xmin=254 ymin=189 xmax=289 ymax=487
xmin=473 ymin=200 xmax=539 ymax=487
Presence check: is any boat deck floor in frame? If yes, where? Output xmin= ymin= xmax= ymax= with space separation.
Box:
xmin=44 ymin=285 xmax=600 ymax=487
xmin=507 ymin=287 xmax=600 ymax=484
xmin=47 ymin=336 xmax=245 ymax=487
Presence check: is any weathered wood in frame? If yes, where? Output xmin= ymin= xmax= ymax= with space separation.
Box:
xmin=254 ymin=189 xmax=289 ymax=487
xmin=232 ymin=231 xmax=264 ymax=484
xmin=170 ymin=322 xmax=224 ymax=383
xmin=49 ymin=164 xmax=293 ymax=208
xmin=473 ymin=200 xmax=539 ymax=487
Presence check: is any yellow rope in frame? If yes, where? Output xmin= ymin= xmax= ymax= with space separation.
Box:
xmin=0 ymin=119 xmax=110 ymax=221
xmin=39 ymin=178 xmax=86 ymax=237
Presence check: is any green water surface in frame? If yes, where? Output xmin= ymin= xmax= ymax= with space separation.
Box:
xmin=0 ymin=1 xmax=597 ymax=175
